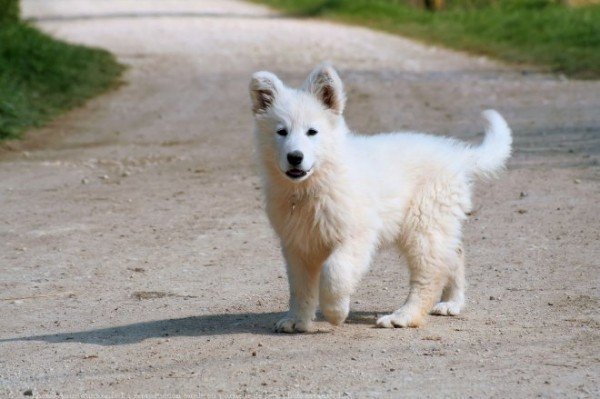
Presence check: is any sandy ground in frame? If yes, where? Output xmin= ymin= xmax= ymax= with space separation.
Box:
xmin=1 ymin=0 xmax=599 ymax=397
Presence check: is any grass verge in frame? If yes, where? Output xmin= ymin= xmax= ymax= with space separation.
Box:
xmin=0 ymin=22 xmax=124 ymax=140
xmin=252 ymin=0 xmax=600 ymax=78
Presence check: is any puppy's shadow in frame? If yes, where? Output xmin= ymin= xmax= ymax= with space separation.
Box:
xmin=0 ymin=311 xmax=381 ymax=346
xmin=345 ymin=311 xmax=381 ymax=325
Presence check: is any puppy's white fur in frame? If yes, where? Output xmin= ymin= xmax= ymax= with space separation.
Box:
xmin=249 ymin=64 xmax=512 ymax=332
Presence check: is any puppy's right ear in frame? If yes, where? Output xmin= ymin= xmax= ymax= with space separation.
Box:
xmin=249 ymin=71 xmax=283 ymax=115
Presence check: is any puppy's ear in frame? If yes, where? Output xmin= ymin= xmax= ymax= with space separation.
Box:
xmin=249 ymin=71 xmax=284 ymax=115
xmin=303 ymin=63 xmax=346 ymax=115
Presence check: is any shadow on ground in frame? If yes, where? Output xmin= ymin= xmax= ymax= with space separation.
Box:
xmin=0 ymin=311 xmax=381 ymax=346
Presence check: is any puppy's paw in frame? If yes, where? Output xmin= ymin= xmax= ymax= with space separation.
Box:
xmin=376 ymin=308 xmax=422 ymax=328
xmin=274 ymin=316 xmax=310 ymax=333
xmin=320 ymin=297 xmax=350 ymax=326
xmin=430 ymin=301 xmax=462 ymax=316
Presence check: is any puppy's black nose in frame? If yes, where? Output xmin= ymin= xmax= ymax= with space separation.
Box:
xmin=287 ymin=151 xmax=303 ymax=166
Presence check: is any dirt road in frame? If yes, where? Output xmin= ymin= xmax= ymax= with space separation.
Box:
xmin=1 ymin=1 xmax=599 ymax=397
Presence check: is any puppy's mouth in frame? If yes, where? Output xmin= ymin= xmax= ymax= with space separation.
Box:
xmin=285 ymin=168 xmax=310 ymax=180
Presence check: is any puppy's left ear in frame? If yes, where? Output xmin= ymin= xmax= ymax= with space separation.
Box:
xmin=303 ymin=63 xmax=346 ymax=115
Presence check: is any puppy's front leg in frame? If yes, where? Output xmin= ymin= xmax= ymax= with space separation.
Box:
xmin=275 ymin=248 xmax=319 ymax=333
xmin=320 ymin=237 xmax=376 ymax=325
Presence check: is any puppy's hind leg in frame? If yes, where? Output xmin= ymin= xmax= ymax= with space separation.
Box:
xmin=377 ymin=232 xmax=447 ymax=328
xmin=275 ymin=248 xmax=319 ymax=333
xmin=431 ymin=244 xmax=465 ymax=316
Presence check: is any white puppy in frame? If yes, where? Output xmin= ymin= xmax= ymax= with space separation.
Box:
xmin=249 ymin=64 xmax=511 ymax=332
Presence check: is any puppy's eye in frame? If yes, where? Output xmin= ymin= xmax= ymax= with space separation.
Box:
xmin=307 ymin=128 xmax=318 ymax=136
xmin=276 ymin=128 xmax=288 ymax=136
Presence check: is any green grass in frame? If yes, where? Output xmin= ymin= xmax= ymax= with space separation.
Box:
xmin=252 ymin=0 xmax=600 ymax=78
xmin=0 ymin=0 xmax=20 ymax=24
xmin=0 ymin=21 xmax=124 ymax=140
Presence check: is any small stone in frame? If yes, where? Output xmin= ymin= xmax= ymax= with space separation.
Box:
xmin=121 ymin=171 xmax=130 ymax=177
xmin=100 ymin=174 xmax=109 ymax=180
xmin=81 ymin=178 xmax=89 ymax=184
xmin=574 ymin=179 xmax=581 ymax=184
xmin=489 ymin=296 xmax=497 ymax=300
xmin=519 ymin=191 xmax=528 ymax=198
xmin=252 ymin=351 xmax=257 ymax=357
xmin=23 ymin=390 xmax=33 ymax=396
xmin=517 ymin=209 xmax=527 ymax=214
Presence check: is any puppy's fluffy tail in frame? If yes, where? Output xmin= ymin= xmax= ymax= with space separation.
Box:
xmin=469 ymin=110 xmax=512 ymax=179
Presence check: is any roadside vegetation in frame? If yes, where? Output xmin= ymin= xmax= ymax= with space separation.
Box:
xmin=252 ymin=0 xmax=600 ymax=78
xmin=0 ymin=0 xmax=124 ymax=140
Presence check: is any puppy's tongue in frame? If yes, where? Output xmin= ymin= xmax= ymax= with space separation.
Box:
xmin=286 ymin=169 xmax=306 ymax=178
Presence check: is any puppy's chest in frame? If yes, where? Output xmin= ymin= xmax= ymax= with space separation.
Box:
xmin=269 ymin=193 xmax=344 ymax=254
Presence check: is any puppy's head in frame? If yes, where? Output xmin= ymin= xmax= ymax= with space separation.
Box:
xmin=250 ymin=63 xmax=346 ymax=183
